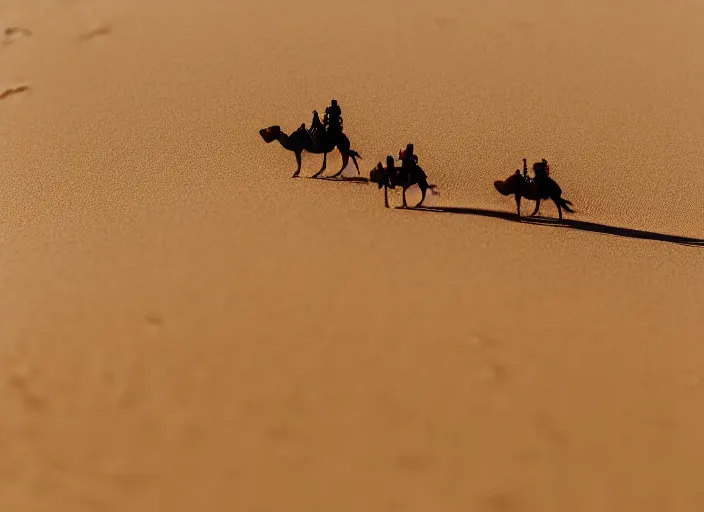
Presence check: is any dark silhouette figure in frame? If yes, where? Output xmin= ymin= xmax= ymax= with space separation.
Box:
xmin=308 ymin=110 xmax=325 ymax=147
xmin=259 ymin=124 xmax=361 ymax=178
xmin=311 ymin=110 xmax=324 ymax=132
xmin=398 ymin=143 xmax=419 ymax=184
xmin=323 ymin=99 xmax=343 ymax=135
xmin=370 ymin=152 xmax=437 ymax=208
xmin=494 ymin=158 xmax=574 ymax=219
xmin=399 ymin=143 xmax=419 ymax=165
xmin=521 ymin=158 xmax=531 ymax=182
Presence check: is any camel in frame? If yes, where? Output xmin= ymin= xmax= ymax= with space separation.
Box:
xmin=494 ymin=159 xmax=574 ymax=220
xmin=259 ymin=124 xmax=361 ymax=179
xmin=369 ymin=156 xmax=437 ymax=208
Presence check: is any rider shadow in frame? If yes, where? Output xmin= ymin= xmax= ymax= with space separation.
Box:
xmin=411 ymin=206 xmax=704 ymax=247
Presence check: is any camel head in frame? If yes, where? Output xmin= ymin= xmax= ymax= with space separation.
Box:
xmin=259 ymin=125 xmax=282 ymax=143
xmin=369 ymin=162 xmax=387 ymax=189
xmin=494 ymin=180 xmax=509 ymax=195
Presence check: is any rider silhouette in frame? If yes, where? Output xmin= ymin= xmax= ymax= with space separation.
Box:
xmin=398 ymin=143 xmax=418 ymax=182
xmin=533 ymin=159 xmax=550 ymax=182
xmin=311 ymin=110 xmax=323 ymax=131
xmin=399 ymin=143 xmax=418 ymax=162
xmin=308 ymin=110 xmax=325 ymax=143
xmin=323 ymin=99 xmax=343 ymax=135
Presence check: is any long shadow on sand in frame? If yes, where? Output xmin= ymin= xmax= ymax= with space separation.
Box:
xmin=408 ymin=206 xmax=704 ymax=247
xmin=308 ymin=176 xmax=369 ymax=184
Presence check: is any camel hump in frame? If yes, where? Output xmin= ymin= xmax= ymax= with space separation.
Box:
xmin=293 ymin=124 xmax=314 ymax=144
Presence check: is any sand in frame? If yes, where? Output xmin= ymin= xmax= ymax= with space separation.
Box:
xmin=1 ymin=0 xmax=703 ymax=510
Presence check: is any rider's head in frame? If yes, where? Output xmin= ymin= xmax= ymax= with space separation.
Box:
xmin=533 ymin=159 xmax=548 ymax=176
xmin=331 ymin=99 xmax=338 ymax=107
xmin=386 ymin=155 xmax=395 ymax=167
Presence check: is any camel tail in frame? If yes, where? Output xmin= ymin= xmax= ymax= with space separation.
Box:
xmin=560 ymin=197 xmax=575 ymax=213
xmin=346 ymin=149 xmax=362 ymax=173
xmin=428 ymin=184 xmax=439 ymax=195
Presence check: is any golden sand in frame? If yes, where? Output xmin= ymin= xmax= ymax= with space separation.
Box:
xmin=1 ymin=0 xmax=702 ymax=510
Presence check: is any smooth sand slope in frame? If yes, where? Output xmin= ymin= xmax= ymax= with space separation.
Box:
xmin=1 ymin=0 xmax=703 ymax=510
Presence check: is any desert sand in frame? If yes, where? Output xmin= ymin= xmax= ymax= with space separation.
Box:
xmin=1 ymin=0 xmax=703 ymax=510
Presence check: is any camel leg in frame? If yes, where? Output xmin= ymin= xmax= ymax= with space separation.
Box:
xmin=402 ymin=187 xmax=408 ymax=208
xmin=384 ymin=185 xmax=389 ymax=208
xmin=555 ymin=198 xmax=563 ymax=220
xmin=350 ymin=154 xmax=360 ymax=175
xmin=529 ymin=199 xmax=541 ymax=217
xmin=331 ymin=153 xmax=350 ymax=178
xmin=311 ymin=153 xmax=327 ymax=178
xmin=515 ymin=195 xmax=521 ymax=219
xmin=415 ymin=186 xmax=427 ymax=208
xmin=292 ymin=151 xmax=302 ymax=178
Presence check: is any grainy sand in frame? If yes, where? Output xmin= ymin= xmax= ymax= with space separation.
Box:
xmin=1 ymin=0 xmax=703 ymax=510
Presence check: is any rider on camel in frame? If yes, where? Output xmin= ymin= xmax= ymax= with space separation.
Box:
xmin=308 ymin=110 xmax=324 ymax=140
xmin=399 ymin=143 xmax=419 ymax=164
xmin=398 ymin=143 xmax=419 ymax=182
xmin=533 ymin=159 xmax=550 ymax=183
xmin=323 ymin=99 xmax=343 ymax=135
xmin=311 ymin=110 xmax=324 ymax=131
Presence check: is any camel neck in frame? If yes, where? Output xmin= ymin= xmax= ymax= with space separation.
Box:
xmin=277 ymin=131 xmax=294 ymax=151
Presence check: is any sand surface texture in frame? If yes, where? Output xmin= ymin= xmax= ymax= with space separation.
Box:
xmin=1 ymin=0 xmax=703 ymax=510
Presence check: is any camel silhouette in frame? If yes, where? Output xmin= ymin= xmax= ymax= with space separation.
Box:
xmin=369 ymin=156 xmax=437 ymax=208
xmin=494 ymin=158 xmax=574 ymax=219
xmin=259 ymin=124 xmax=361 ymax=179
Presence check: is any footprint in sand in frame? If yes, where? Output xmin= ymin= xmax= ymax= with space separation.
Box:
xmin=481 ymin=491 xmax=522 ymax=512
xmin=7 ymin=373 xmax=45 ymax=410
xmin=0 ymin=84 xmax=30 ymax=100
xmin=77 ymin=24 xmax=112 ymax=42
xmin=433 ymin=17 xmax=452 ymax=29
xmin=145 ymin=313 xmax=164 ymax=330
xmin=2 ymin=26 xmax=32 ymax=46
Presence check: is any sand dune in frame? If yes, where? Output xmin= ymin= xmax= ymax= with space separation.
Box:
xmin=1 ymin=0 xmax=703 ymax=510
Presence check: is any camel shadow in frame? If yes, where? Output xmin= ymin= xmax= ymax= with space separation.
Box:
xmin=309 ymin=176 xmax=369 ymax=184
xmin=410 ymin=206 xmax=704 ymax=247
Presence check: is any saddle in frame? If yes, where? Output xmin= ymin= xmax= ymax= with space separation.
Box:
xmin=295 ymin=123 xmax=316 ymax=145
xmin=308 ymin=125 xmax=326 ymax=145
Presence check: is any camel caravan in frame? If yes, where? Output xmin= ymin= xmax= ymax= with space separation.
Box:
xmin=260 ymin=99 xmax=574 ymax=217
